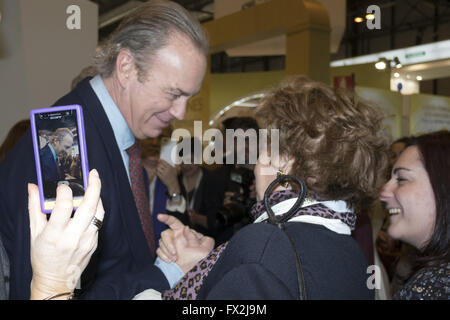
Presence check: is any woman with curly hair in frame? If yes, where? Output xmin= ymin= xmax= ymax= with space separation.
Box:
xmin=154 ymin=75 xmax=390 ymax=300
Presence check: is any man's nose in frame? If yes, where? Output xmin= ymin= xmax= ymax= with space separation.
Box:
xmin=169 ymin=98 xmax=188 ymax=121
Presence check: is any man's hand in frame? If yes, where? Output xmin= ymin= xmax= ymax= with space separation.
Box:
xmin=157 ymin=214 xmax=214 ymax=273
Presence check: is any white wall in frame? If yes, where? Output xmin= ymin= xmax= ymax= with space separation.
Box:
xmin=0 ymin=0 xmax=98 ymax=142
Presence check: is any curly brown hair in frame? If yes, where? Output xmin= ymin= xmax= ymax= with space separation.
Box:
xmin=256 ymin=76 xmax=389 ymax=210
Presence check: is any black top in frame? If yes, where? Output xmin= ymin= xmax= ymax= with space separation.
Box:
xmin=197 ymin=222 xmax=374 ymax=300
xmin=394 ymin=262 xmax=450 ymax=300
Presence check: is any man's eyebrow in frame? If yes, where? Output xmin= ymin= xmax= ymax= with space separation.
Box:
xmin=166 ymin=88 xmax=199 ymax=97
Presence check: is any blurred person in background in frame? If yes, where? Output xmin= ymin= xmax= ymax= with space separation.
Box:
xmin=178 ymin=137 xmax=226 ymax=239
xmin=140 ymin=129 xmax=187 ymax=245
xmin=213 ymin=117 xmax=259 ymax=245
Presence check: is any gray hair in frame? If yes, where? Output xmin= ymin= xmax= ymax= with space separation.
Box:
xmin=51 ymin=128 xmax=74 ymax=142
xmin=94 ymin=0 xmax=209 ymax=81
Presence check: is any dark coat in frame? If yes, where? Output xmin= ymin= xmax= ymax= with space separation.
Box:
xmin=0 ymin=78 xmax=169 ymax=299
xmin=197 ymin=222 xmax=374 ymax=300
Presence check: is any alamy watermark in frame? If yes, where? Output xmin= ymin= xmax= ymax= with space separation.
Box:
xmin=367 ymin=5 xmax=381 ymax=30
xmin=367 ymin=265 xmax=382 ymax=290
xmin=66 ymin=5 xmax=81 ymax=30
xmin=168 ymin=121 xmax=279 ymax=175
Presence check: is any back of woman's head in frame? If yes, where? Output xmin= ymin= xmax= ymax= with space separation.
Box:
xmin=256 ymin=76 xmax=389 ymax=210
xmin=409 ymin=131 xmax=450 ymax=267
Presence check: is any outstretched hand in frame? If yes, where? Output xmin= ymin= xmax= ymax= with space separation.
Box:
xmin=157 ymin=214 xmax=214 ymax=273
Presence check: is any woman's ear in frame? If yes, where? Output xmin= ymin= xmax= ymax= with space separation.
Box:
xmin=280 ymin=156 xmax=295 ymax=175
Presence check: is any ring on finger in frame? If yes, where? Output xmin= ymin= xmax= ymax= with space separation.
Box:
xmin=91 ymin=217 xmax=103 ymax=230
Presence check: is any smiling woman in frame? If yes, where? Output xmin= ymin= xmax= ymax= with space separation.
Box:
xmin=380 ymin=130 xmax=450 ymax=300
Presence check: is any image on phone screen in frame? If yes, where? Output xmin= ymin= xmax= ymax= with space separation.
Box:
xmin=31 ymin=105 xmax=89 ymax=213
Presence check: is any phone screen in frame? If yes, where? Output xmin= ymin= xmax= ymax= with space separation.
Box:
xmin=33 ymin=108 xmax=86 ymax=210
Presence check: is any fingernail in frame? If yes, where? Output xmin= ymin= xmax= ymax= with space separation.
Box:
xmin=91 ymin=169 xmax=99 ymax=177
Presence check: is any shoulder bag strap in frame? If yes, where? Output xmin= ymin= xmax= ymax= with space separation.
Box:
xmin=264 ymin=174 xmax=308 ymax=300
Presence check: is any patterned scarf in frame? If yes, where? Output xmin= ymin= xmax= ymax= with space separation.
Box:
xmin=162 ymin=190 xmax=355 ymax=300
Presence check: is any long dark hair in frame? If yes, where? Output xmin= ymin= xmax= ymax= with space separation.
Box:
xmin=409 ymin=131 xmax=450 ymax=270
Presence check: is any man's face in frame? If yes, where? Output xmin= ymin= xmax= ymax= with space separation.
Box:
xmin=53 ymin=135 xmax=73 ymax=157
xmin=121 ymin=32 xmax=207 ymax=139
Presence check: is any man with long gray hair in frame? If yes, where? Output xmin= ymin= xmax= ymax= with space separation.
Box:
xmin=0 ymin=0 xmax=208 ymax=299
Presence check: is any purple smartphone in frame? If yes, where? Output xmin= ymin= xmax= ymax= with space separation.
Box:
xmin=30 ymin=105 xmax=89 ymax=213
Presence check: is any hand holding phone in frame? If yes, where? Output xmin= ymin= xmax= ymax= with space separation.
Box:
xmin=28 ymin=169 xmax=104 ymax=299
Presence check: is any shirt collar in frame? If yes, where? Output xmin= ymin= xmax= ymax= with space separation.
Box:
xmin=89 ymin=75 xmax=135 ymax=151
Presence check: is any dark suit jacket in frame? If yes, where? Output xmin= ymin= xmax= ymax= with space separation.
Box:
xmin=197 ymin=222 xmax=374 ymax=300
xmin=39 ymin=144 xmax=59 ymax=183
xmin=0 ymin=78 xmax=169 ymax=299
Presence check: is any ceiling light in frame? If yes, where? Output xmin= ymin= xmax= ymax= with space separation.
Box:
xmin=416 ymin=75 xmax=423 ymax=81
xmin=375 ymin=58 xmax=387 ymax=70
xmin=354 ymin=17 xmax=364 ymax=23
xmin=365 ymin=13 xmax=375 ymax=20
xmin=394 ymin=72 xmax=400 ymax=78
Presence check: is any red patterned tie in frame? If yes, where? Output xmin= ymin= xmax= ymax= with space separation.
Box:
xmin=126 ymin=141 xmax=156 ymax=257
